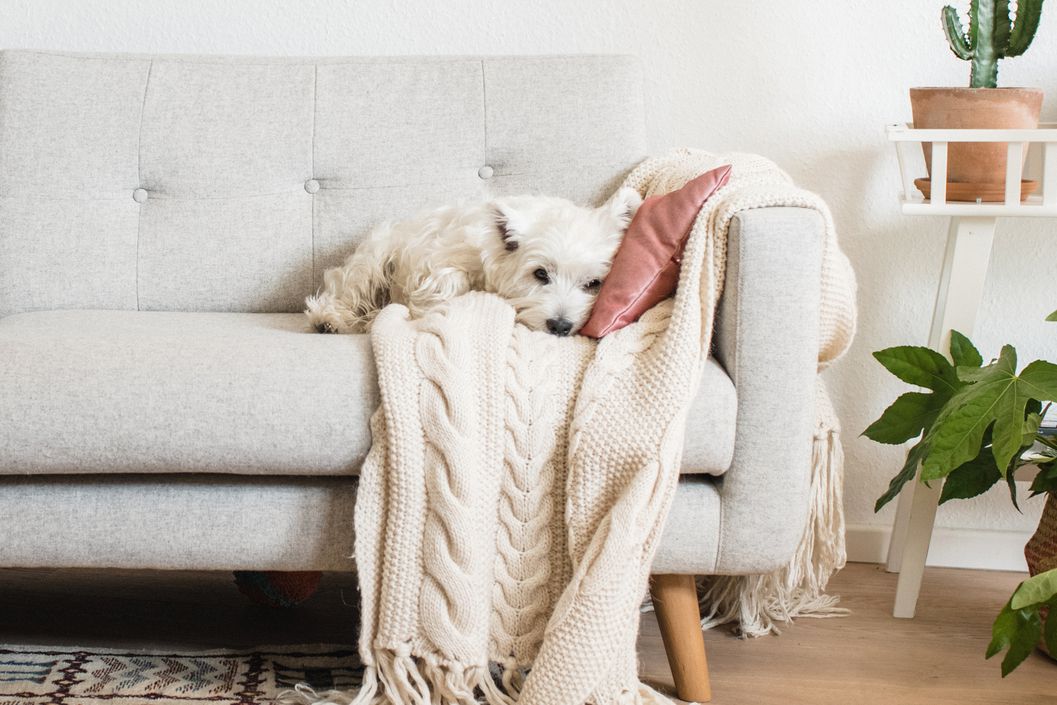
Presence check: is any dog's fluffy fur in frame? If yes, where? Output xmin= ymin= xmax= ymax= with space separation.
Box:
xmin=305 ymin=188 xmax=642 ymax=336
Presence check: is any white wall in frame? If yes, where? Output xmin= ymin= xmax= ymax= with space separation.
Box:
xmin=3 ymin=0 xmax=1054 ymax=565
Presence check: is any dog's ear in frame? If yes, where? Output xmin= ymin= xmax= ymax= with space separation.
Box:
xmin=603 ymin=187 xmax=643 ymax=227
xmin=492 ymin=203 xmax=522 ymax=252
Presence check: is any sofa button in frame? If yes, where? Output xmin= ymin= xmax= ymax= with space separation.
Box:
xmin=132 ymin=188 xmax=149 ymax=203
xmin=477 ymin=165 xmax=494 ymax=180
xmin=305 ymin=178 xmax=320 ymax=194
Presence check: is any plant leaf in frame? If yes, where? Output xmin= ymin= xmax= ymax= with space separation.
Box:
xmin=923 ymin=348 xmax=1057 ymax=481
xmin=949 ymin=330 xmax=983 ymax=368
xmin=1006 ymin=469 xmax=1021 ymax=512
xmin=994 ymin=361 xmax=1057 ymax=470
xmin=863 ymin=392 xmax=939 ymax=445
xmin=1011 ymin=568 xmax=1057 ymax=610
xmin=1023 ymin=411 xmax=1043 ymax=447
xmin=1030 ymin=459 xmax=1057 ymax=496
xmin=1003 ymin=608 xmax=1043 ymax=677
xmin=987 ymin=600 xmax=1017 ymax=659
xmin=987 ymin=598 xmax=1044 ymax=677
xmin=1019 ymin=360 xmax=1057 ymax=402
xmin=939 ymin=448 xmax=1003 ymax=503
xmin=1046 ymin=309 xmax=1057 ymax=322
xmin=875 ymin=439 xmax=928 ymax=512
xmin=873 ymin=346 xmax=961 ymax=392
xmin=956 ymin=344 xmax=1018 ymax=384
xmin=1045 ymin=597 xmax=1057 ymax=656
xmin=869 ymin=339 xmax=978 ymax=513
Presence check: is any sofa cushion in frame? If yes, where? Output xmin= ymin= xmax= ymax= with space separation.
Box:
xmin=0 ymin=51 xmax=647 ymax=318
xmin=0 ymin=473 xmax=721 ymax=573
xmin=0 ymin=310 xmax=736 ymax=476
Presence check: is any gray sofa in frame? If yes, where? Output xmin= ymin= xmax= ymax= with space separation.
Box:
xmin=0 ymin=51 xmax=822 ymax=701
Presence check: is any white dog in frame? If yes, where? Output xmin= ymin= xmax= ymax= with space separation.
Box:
xmin=305 ymin=188 xmax=642 ymax=336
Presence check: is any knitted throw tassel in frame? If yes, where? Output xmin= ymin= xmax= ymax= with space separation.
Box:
xmin=698 ymin=381 xmax=849 ymax=637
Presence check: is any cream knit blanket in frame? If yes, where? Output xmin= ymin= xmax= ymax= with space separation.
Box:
xmin=288 ymin=151 xmax=856 ymax=705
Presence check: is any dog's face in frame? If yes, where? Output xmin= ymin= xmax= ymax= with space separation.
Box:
xmin=484 ymin=188 xmax=642 ymax=336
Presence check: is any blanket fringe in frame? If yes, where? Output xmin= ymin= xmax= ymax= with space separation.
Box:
xmin=625 ymin=683 xmax=689 ymax=705
xmin=276 ymin=666 xmax=378 ymax=705
xmin=698 ymin=382 xmax=849 ymax=637
xmin=499 ymin=660 xmax=525 ymax=698
xmin=277 ymin=650 xmax=525 ymax=705
xmin=277 ymin=653 xmax=681 ymax=705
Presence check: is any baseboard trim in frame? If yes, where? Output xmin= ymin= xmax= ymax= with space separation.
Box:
xmin=846 ymin=523 xmax=1031 ymax=572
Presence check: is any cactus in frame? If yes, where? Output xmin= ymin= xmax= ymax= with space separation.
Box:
xmin=942 ymin=0 xmax=1046 ymax=88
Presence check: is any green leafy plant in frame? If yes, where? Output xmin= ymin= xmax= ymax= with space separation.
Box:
xmin=942 ymin=0 xmax=1046 ymax=88
xmin=867 ymin=310 xmax=1057 ymax=675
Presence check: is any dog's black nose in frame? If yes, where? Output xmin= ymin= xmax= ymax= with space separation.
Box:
xmin=546 ymin=318 xmax=573 ymax=337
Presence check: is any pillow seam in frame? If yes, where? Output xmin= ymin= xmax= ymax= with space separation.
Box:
xmin=595 ymin=264 xmax=672 ymax=337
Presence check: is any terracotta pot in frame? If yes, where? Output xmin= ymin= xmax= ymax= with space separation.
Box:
xmin=1025 ymin=493 xmax=1057 ymax=660
xmin=909 ymin=87 xmax=1043 ymax=202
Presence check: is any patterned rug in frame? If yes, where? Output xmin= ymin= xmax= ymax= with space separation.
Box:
xmin=0 ymin=644 xmax=363 ymax=704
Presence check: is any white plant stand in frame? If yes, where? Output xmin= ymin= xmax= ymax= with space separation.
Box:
xmin=884 ymin=122 xmax=1057 ymax=618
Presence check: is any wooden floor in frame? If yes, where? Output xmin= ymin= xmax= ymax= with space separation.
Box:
xmin=1 ymin=562 xmax=1054 ymax=704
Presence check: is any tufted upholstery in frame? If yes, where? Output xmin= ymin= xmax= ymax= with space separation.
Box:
xmin=0 ymin=51 xmax=647 ymax=317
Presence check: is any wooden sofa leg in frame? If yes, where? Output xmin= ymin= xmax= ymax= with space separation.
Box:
xmin=649 ymin=574 xmax=712 ymax=703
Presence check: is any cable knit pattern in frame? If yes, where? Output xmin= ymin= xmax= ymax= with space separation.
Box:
xmin=416 ymin=313 xmax=487 ymax=659
xmin=491 ymin=328 xmax=561 ymax=667
xmin=283 ymin=151 xmax=857 ymax=705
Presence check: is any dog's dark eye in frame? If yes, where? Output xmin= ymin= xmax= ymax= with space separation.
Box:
xmin=533 ymin=268 xmax=550 ymax=284
xmin=583 ymin=279 xmax=602 ymax=292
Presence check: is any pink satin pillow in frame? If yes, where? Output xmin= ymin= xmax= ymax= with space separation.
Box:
xmin=580 ymin=164 xmax=732 ymax=338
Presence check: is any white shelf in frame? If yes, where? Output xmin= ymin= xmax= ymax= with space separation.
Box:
xmin=888 ymin=122 xmax=1057 ymax=217
xmin=888 ymin=123 xmax=1057 ymax=142
xmin=898 ymin=196 xmax=1057 ymax=217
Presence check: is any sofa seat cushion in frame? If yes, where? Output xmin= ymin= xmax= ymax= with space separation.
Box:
xmin=0 ymin=310 xmax=736 ymax=476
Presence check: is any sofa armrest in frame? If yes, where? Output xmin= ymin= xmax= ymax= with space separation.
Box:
xmin=712 ymin=207 xmax=823 ymax=574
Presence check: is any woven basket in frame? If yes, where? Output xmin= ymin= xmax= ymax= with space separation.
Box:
xmin=1025 ymin=493 xmax=1057 ymax=659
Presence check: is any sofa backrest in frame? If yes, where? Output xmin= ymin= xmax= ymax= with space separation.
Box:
xmin=0 ymin=51 xmax=646 ymax=317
